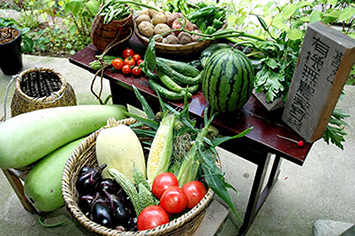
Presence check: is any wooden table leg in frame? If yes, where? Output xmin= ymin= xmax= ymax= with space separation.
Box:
xmin=238 ymin=153 xmax=282 ymax=236
xmin=2 ymin=169 xmax=38 ymax=214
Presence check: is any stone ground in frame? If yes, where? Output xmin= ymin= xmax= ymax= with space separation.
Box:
xmin=0 ymin=53 xmax=354 ymax=236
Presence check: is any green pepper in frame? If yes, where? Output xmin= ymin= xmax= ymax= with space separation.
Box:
xmin=205 ymin=26 xmax=217 ymax=35
xmin=213 ymin=18 xmax=224 ymax=30
xmin=197 ymin=2 xmax=207 ymax=9
xmin=186 ymin=5 xmax=217 ymax=21
xmin=196 ymin=18 xmax=206 ymax=33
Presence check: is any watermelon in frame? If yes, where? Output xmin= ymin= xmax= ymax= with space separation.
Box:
xmin=202 ymin=47 xmax=255 ymax=113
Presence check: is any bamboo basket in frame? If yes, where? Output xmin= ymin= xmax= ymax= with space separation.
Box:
xmin=91 ymin=9 xmax=134 ymax=53
xmin=134 ymin=22 xmax=226 ymax=56
xmin=62 ymin=117 xmax=217 ymax=236
xmin=10 ymin=67 xmax=76 ymax=117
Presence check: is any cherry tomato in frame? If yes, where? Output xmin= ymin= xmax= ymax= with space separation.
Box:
xmin=137 ymin=205 xmax=169 ymax=231
xmin=152 ymin=172 xmax=179 ymax=199
xmin=122 ymin=48 xmax=134 ymax=58
xmin=132 ymin=54 xmax=141 ymax=62
xmin=136 ymin=59 xmax=144 ymax=65
xmin=124 ymin=57 xmax=135 ymax=67
xmin=182 ymin=181 xmax=207 ymax=209
xmin=122 ymin=64 xmax=131 ymax=75
xmin=112 ymin=58 xmax=123 ymax=70
xmin=160 ymin=186 xmax=187 ymax=214
xmin=131 ymin=66 xmax=142 ymax=76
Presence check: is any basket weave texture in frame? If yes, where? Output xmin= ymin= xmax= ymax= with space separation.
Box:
xmin=91 ymin=10 xmax=133 ymax=53
xmin=10 ymin=67 xmax=76 ymax=117
xmin=62 ymin=117 xmax=216 ymax=236
xmin=134 ymin=22 xmax=226 ymax=56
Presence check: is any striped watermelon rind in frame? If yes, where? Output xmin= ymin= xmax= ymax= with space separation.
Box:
xmin=202 ymin=47 xmax=255 ymax=113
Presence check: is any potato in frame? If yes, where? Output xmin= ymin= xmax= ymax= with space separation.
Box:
xmin=171 ymin=18 xmax=194 ymax=32
xmin=136 ymin=14 xmax=151 ymax=26
xmin=167 ymin=12 xmax=182 ymax=27
xmin=152 ymin=12 xmax=166 ymax=25
xmin=138 ymin=21 xmax=154 ymax=37
xmin=165 ymin=11 xmax=172 ymax=20
xmin=191 ymin=29 xmax=202 ymax=42
xmin=155 ymin=35 xmax=163 ymax=42
xmin=154 ymin=23 xmax=171 ymax=35
xmin=162 ymin=34 xmax=179 ymax=44
xmin=178 ymin=32 xmax=192 ymax=44
xmin=149 ymin=9 xmax=159 ymax=18
xmin=138 ymin=9 xmax=150 ymax=16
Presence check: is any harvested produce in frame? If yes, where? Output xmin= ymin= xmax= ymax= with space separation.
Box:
xmin=182 ymin=181 xmax=207 ymax=209
xmin=200 ymin=43 xmax=231 ymax=67
xmin=160 ymin=186 xmax=187 ymax=214
xmin=147 ymin=113 xmax=175 ymax=182
xmin=108 ymin=168 xmax=156 ymax=216
xmin=0 ymin=105 xmax=127 ymax=169
xmin=137 ymin=205 xmax=169 ymax=231
xmin=202 ymin=47 xmax=255 ymax=113
xmin=97 ymin=1 xmax=131 ymax=24
xmin=96 ymin=124 xmax=146 ymax=181
xmin=76 ymin=165 xmax=137 ymax=230
xmin=152 ymin=172 xmax=179 ymax=199
xmin=24 ymin=137 xmax=86 ymax=212
xmin=76 ymin=164 xmax=107 ymax=195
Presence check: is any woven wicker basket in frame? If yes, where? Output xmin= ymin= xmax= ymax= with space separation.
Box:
xmin=10 ymin=67 xmax=76 ymax=117
xmin=62 ymin=117 xmax=216 ymax=236
xmin=134 ymin=22 xmax=226 ymax=56
xmin=91 ymin=10 xmax=134 ymax=53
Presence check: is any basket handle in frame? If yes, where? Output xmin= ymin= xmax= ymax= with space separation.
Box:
xmin=1 ymin=75 xmax=18 ymax=122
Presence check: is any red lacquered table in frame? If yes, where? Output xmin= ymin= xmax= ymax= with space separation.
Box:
xmin=69 ymin=38 xmax=313 ymax=235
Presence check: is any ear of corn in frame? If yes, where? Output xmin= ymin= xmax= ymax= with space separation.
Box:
xmin=147 ymin=113 xmax=175 ymax=182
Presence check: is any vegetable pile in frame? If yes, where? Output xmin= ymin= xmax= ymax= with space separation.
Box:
xmin=72 ymin=88 xmax=252 ymax=232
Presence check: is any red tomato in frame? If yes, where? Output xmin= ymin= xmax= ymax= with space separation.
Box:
xmin=132 ymin=54 xmax=141 ymax=62
xmin=132 ymin=66 xmax=142 ymax=76
xmin=122 ymin=48 xmax=134 ymax=58
xmin=137 ymin=205 xmax=169 ymax=231
xmin=160 ymin=186 xmax=187 ymax=214
xmin=112 ymin=58 xmax=123 ymax=70
xmin=136 ymin=59 xmax=144 ymax=65
xmin=182 ymin=181 xmax=207 ymax=209
xmin=124 ymin=57 xmax=135 ymax=67
xmin=122 ymin=64 xmax=131 ymax=75
xmin=152 ymin=172 xmax=179 ymax=199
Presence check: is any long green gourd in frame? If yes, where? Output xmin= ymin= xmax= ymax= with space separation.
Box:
xmin=0 ymin=105 xmax=126 ymax=169
xmin=24 ymin=137 xmax=86 ymax=212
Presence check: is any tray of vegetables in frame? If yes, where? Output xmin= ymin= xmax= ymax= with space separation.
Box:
xmin=62 ymin=88 xmax=250 ymax=235
xmin=134 ymin=2 xmax=227 ymax=55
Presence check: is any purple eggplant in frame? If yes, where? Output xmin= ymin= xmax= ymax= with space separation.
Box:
xmin=76 ymin=164 xmax=107 ymax=195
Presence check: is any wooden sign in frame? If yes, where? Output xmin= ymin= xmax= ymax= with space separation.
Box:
xmin=282 ymin=21 xmax=355 ymax=143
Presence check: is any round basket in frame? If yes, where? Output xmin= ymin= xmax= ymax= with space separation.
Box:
xmin=91 ymin=10 xmax=134 ymax=53
xmin=10 ymin=67 xmax=76 ymax=117
xmin=62 ymin=117 xmax=216 ymax=236
xmin=134 ymin=22 xmax=226 ymax=56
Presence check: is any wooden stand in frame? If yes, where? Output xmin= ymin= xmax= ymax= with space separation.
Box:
xmin=2 ymin=169 xmax=38 ymax=213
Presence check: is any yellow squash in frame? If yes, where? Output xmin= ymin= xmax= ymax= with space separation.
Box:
xmin=96 ymin=124 xmax=146 ymax=182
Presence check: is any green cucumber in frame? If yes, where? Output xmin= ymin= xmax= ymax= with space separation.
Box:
xmin=157 ymin=70 xmax=183 ymax=92
xmin=156 ymin=61 xmax=202 ymax=85
xmin=24 ymin=137 xmax=86 ymax=212
xmin=156 ymin=57 xmax=200 ymax=77
xmin=148 ymin=79 xmax=192 ymax=101
xmin=0 ymin=105 xmax=127 ymax=169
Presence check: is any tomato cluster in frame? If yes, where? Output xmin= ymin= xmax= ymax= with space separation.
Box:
xmin=137 ymin=173 xmax=207 ymax=231
xmin=112 ymin=48 xmax=143 ymax=76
